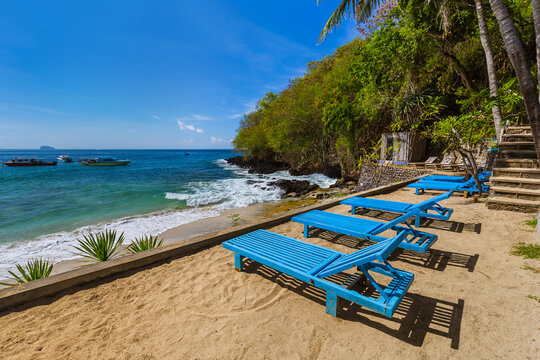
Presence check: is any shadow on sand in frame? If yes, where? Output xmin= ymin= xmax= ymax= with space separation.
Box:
xmin=312 ymin=229 xmax=479 ymax=273
xmin=245 ymin=260 xmax=463 ymax=349
xmin=354 ymin=209 xmax=482 ymax=234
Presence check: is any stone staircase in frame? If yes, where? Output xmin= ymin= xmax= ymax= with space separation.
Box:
xmin=487 ymin=125 xmax=540 ymax=213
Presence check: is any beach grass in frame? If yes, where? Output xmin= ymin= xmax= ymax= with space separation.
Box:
xmin=0 ymin=259 xmax=53 ymax=286
xmin=511 ymin=243 xmax=540 ymax=259
xmin=128 ymin=235 xmax=164 ymax=253
xmin=73 ymin=229 xmax=125 ymax=262
xmin=527 ymin=294 xmax=540 ymax=303
xmin=524 ymin=218 xmax=538 ymax=227
xmin=522 ymin=265 xmax=540 ymax=274
xmin=264 ymin=198 xmax=319 ymax=217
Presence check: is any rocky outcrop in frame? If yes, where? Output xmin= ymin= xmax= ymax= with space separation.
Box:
xmin=226 ymin=156 xmax=288 ymax=174
xmin=269 ymin=180 xmax=319 ymax=196
xmin=226 ymin=156 xmax=342 ymax=179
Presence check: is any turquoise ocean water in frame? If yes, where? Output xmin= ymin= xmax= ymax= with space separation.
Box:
xmin=0 ymin=149 xmax=336 ymax=276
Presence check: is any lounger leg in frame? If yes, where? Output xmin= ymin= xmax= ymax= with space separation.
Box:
xmin=325 ymin=290 xmax=338 ymax=317
xmin=304 ymin=224 xmax=309 ymax=238
xmin=415 ymin=215 xmax=420 ymax=228
xmin=234 ymin=253 xmax=244 ymax=271
xmin=351 ymin=206 xmax=355 ymax=215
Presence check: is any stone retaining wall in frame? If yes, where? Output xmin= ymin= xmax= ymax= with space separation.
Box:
xmin=356 ymin=164 xmax=428 ymax=192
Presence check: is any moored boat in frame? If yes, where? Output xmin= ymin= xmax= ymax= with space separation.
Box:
xmin=2 ymin=157 xmax=58 ymax=167
xmin=57 ymin=154 xmax=73 ymax=162
xmin=81 ymin=157 xmax=131 ymax=166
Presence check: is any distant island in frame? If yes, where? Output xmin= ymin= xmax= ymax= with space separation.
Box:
xmin=40 ymin=146 xmax=55 ymax=150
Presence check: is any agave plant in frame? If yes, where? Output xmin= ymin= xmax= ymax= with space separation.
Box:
xmin=127 ymin=235 xmax=164 ymax=254
xmin=0 ymin=259 xmax=54 ymax=286
xmin=73 ymin=229 xmax=125 ymax=262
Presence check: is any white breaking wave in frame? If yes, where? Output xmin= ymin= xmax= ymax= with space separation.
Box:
xmin=164 ymin=159 xmax=337 ymax=210
xmin=0 ymin=208 xmax=220 ymax=278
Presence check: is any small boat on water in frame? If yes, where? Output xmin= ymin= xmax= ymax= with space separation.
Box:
xmin=81 ymin=157 xmax=131 ymax=166
xmin=185 ymin=152 xmax=189 ymax=156
xmin=2 ymin=157 xmax=57 ymax=167
xmin=57 ymin=154 xmax=73 ymax=162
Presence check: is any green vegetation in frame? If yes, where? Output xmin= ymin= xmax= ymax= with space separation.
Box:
xmin=228 ymin=213 xmax=246 ymax=227
xmin=524 ymin=218 xmax=538 ymax=228
xmin=233 ymin=0 xmax=534 ymax=176
xmin=522 ymin=265 xmax=540 ymax=274
xmin=0 ymin=259 xmax=53 ymax=286
xmin=73 ymin=229 xmax=125 ymax=262
xmin=527 ymin=294 xmax=540 ymax=303
xmin=264 ymin=199 xmax=319 ymax=217
xmin=128 ymin=235 xmax=164 ymax=254
xmin=511 ymin=243 xmax=540 ymax=259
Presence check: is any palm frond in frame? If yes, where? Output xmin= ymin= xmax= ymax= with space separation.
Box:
xmin=127 ymin=235 xmax=164 ymax=254
xmin=0 ymin=259 xmax=54 ymax=286
xmin=318 ymin=0 xmax=384 ymax=42
xmin=73 ymin=229 xmax=125 ymax=262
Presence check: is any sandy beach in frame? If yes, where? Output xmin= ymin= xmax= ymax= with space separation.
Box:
xmin=0 ymin=187 xmax=539 ymax=359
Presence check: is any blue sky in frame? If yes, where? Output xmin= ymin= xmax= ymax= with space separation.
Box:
xmin=0 ymin=1 xmax=358 ymax=149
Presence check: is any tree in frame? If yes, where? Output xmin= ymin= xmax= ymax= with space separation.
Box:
xmin=488 ymin=0 xmax=540 ymax=159
xmin=474 ymin=0 xmax=503 ymax=137
xmin=318 ymin=0 xmax=506 ymax=137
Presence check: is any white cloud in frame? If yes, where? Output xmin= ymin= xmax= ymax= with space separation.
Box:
xmin=152 ymin=115 xmax=161 ymax=120
xmin=210 ymin=136 xmax=226 ymax=143
xmin=228 ymin=113 xmax=244 ymax=119
xmin=177 ymin=114 xmax=213 ymax=121
xmin=177 ymin=120 xmax=204 ymax=133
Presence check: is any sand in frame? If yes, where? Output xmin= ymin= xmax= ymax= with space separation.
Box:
xmin=0 ymin=187 xmax=539 ymax=359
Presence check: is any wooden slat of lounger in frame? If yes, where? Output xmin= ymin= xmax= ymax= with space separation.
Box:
xmin=341 ymin=197 xmax=412 ymax=213
xmin=292 ymin=210 xmax=384 ymax=234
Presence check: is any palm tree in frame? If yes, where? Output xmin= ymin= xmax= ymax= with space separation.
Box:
xmin=318 ymin=0 xmax=504 ymax=137
xmin=488 ymin=0 xmax=540 ymax=159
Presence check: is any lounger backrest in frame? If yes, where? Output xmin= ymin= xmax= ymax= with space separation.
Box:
xmin=425 ymin=156 xmax=438 ymax=164
xmin=317 ymin=231 xmax=408 ymax=278
xmin=409 ymin=190 xmax=454 ymax=212
xmin=441 ymin=157 xmax=454 ymax=165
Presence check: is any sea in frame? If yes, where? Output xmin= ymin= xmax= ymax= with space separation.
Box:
xmin=0 ymin=149 xmax=336 ymax=277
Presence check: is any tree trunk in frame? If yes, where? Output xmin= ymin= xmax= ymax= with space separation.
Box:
xmin=458 ymin=149 xmax=483 ymax=196
xmin=489 ymin=0 xmax=540 ymax=160
xmin=533 ymin=0 xmax=540 ymax=102
xmin=475 ymin=0 xmax=503 ymax=137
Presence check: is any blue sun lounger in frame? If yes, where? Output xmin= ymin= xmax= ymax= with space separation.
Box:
xmin=291 ymin=206 xmax=437 ymax=254
xmin=422 ymin=171 xmax=491 ymax=183
xmin=222 ymin=229 xmax=413 ymax=317
xmin=407 ymin=178 xmax=489 ymax=195
xmin=340 ymin=190 xmax=454 ymax=226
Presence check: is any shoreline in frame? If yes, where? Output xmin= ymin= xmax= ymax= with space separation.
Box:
xmin=0 ymin=197 xmax=330 ymax=286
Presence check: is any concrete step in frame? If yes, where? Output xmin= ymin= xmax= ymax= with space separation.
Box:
xmin=490 ymin=176 xmax=540 ymax=185
xmin=492 ymin=167 xmax=540 ymax=179
xmin=499 ymin=141 xmax=535 ymax=146
xmin=495 ymin=159 xmax=539 ymax=168
xmin=499 ymin=149 xmax=537 ymax=155
xmin=505 ymin=126 xmax=532 ymax=135
xmin=491 ymin=186 xmax=540 ymax=201
xmin=487 ymin=196 xmax=540 ymax=213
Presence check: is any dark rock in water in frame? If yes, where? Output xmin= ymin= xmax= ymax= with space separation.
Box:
xmin=269 ymin=180 xmax=318 ymax=196
xmin=226 ymin=156 xmax=288 ymax=174
xmin=246 ymin=179 xmax=263 ymax=185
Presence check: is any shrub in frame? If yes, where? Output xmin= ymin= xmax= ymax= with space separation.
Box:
xmin=74 ymin=229 xmax=125 ymax=262
xmin=0 ymin=259 xmax=53 ymax=286
xmin=127 ymin=235 xmax=164 ymax=254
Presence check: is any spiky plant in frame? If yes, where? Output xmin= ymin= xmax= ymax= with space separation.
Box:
xmin=127 ymin=235 xmax=164 ymax=254
xmin=73 ymin=229 xmax=125 ymax=262
xmin=0 ymin=259 xmax=54 ymax=286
